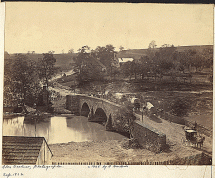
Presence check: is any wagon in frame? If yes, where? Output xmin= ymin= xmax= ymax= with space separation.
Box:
xmin=185 ymin=129 xmax=197 ymax=141
xmin=182 ymin=129 xmax=197 ymax=146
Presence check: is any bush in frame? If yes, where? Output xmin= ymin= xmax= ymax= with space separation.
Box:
xmin=170 ymin=98 xmax=190 ymax=117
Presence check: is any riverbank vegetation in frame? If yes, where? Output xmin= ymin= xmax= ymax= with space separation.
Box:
xmin=4 ymin=51 xmax=58 ymax=109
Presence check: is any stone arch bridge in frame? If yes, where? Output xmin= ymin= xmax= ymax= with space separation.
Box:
xmin=66 ymin=94 xmax=166 ymax=152
xmin=66 ymin=94 xmax=124 ymax=131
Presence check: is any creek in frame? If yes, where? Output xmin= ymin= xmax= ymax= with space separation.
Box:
xmin=3 ymin=115 xmax=126 ymax=144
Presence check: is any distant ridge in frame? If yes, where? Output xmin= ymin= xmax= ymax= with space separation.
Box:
xmin=117 ymin=45 xmax=213 ymax=59
xmin=5 ymin=45 xmax=213 ymax=70
xmin=5 ymin=53 xmax=78 ymax=70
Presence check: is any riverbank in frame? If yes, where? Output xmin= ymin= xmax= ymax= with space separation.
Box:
xmin=49 ymin=139 xmax=210 ymax=165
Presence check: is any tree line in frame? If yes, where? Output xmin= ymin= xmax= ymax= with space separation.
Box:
xmin=4 ymin=52 xmax=57 ymax=107
xmin=121 ymin=43 xmax=213 ymax=82
xmin=73 ymin=42 xmax=213 ymax=84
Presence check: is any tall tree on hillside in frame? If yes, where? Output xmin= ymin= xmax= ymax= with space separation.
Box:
xmin=94 ymin=44 xmax=115 ymax=74
xmin=176 ymin=51 xmax=190 ymax=73
xmin=48 ymin=50 xmax=55 ymax=54
xmin=149 ymin=45 xmax=176 ymax=81
xmin=121 ymin=61 xmax=133 ymax=80
xmin=68 ymin=48 xmax=74 ymax=54
xmin=202 ymin=48 xmax=213 ymax=70
xmin=192 ymin=53 xmax=204 ymax=72
xmin=11 ymin=54 xmax=33 ymax=101
xmin=119 ymin=46 xmax=124 ymax=52
xmin=147 ymin=40 xmax=157 ymax=59
xmin=4 ymin=53 xmax=15 ymax=106
xmin=3 ymin=54 xmax=42 ymax=106
xmin=148 ymin=40 xmax=157 ymax=49
xmin=73 ymin=45 xmax=91 ymax=82
xmin=37 ymin=53 xmax=57 ymax=89
xmin=158 ymin=44 xmax=176 ymax=73
xmin=138 ymin=56 xmax=151 ymax=79
xmin=73 ymin=45 xmax=105 ymax=83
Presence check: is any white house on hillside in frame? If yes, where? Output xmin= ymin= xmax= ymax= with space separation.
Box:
xmin=118 ymin=58 xmax=134 ymax=63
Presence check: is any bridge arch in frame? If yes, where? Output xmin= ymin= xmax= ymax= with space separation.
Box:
xmin=81 ymin=102 xmax=90 ymax=117
xmin=94 ymin=108 xmax=107 ymax=123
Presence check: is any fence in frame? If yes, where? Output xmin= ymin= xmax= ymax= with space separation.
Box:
xmin=52 ymin=152 xmax=211 ymax=165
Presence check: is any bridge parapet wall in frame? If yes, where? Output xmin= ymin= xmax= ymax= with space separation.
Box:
xmin=132 ymin=120 xmax=166 ymax=153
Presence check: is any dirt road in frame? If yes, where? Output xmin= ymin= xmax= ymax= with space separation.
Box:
xmin=134 ymin=113 xmax=212 ymax=154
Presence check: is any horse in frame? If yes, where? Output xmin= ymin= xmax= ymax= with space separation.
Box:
xmin=195 ymin=136 xmax=205 ymax=149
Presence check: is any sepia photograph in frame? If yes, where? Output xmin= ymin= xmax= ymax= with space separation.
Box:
xmin=2 ymin=3 xmax=213 ymax=166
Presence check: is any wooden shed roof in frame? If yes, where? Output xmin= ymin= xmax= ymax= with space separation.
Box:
xmin=2 ymin=136 xmax=52 ymax=165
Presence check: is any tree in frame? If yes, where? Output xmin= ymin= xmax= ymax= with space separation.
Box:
xmin=147 ymin=40 xmax=157 ymax=60
xmin=138 ymin=56 xmax=151 ymax=80
xmin=111 ymin=66 xmax=120 ymax=80
xmin=186 ymin=49 xmax=197 ymax=72
xmin=73 ymin=45 xmax=105 ymax=83
xmin=147 ymin=44 xmax=176 ymax=81
xmin=202 ymin=48 xmax=213 ymax=70
xmin=4 ymin=54 xmax=42 ymax=107
xmin=170 ymin=98 xmax=190 ymax=117
xmin=130 ymin=60 xmax=142 ymax=80
xmin=73 ymin=46 xmax=90 ymax=81
xmin=121 ymin=61 xmax=133 ymax=80
xmin=192 ymin=53 xmax=204 ymax=72
xmin=68 ymin=48 xmax=74 ymax=54
xmin=37 ymin=53 xmax=57 ymax=89
xmin=119 ymin=46 xmax=124 ymax=52
xmin=11 ymin=54 xmax=34 ymax=102
xmin=148 ymin=40 xmax=157 ymax=49
xmin=48 ymin=50 xmax=55 ymax=54
xmin=94 ymin=44 xmax=115 ymax=75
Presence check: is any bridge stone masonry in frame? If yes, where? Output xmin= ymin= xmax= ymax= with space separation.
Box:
xmin=66 ymin=94 xmax=167 ymax=152
xmin=66 ymin=94 xmax=123 ymax=131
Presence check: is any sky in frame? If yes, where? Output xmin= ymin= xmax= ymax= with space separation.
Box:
xmin=5 ymin=3 xmax=214 ymax=54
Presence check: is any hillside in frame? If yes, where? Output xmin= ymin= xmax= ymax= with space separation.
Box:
xmin=53 ymin=53 xmax=77 ymax=70
xmin=5 ymin=53 xmax=77 ymax=71
xmin=5 ymin=45 xmax=213 ymax=70
xmin=117 ymin=45 xmax=213 ymax=60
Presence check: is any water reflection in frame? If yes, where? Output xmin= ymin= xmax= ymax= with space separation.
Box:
xmin=3 ymin=116 xmax=126 ymax=144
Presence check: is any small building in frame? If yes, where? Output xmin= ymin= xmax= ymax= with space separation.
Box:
xmin=118 ymin=58 xmax=134 ymax=63
xmin=91 ymin=58 xmax=107 ymax=73
xmin=2 ymin=136 xmax=53 ymax=165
